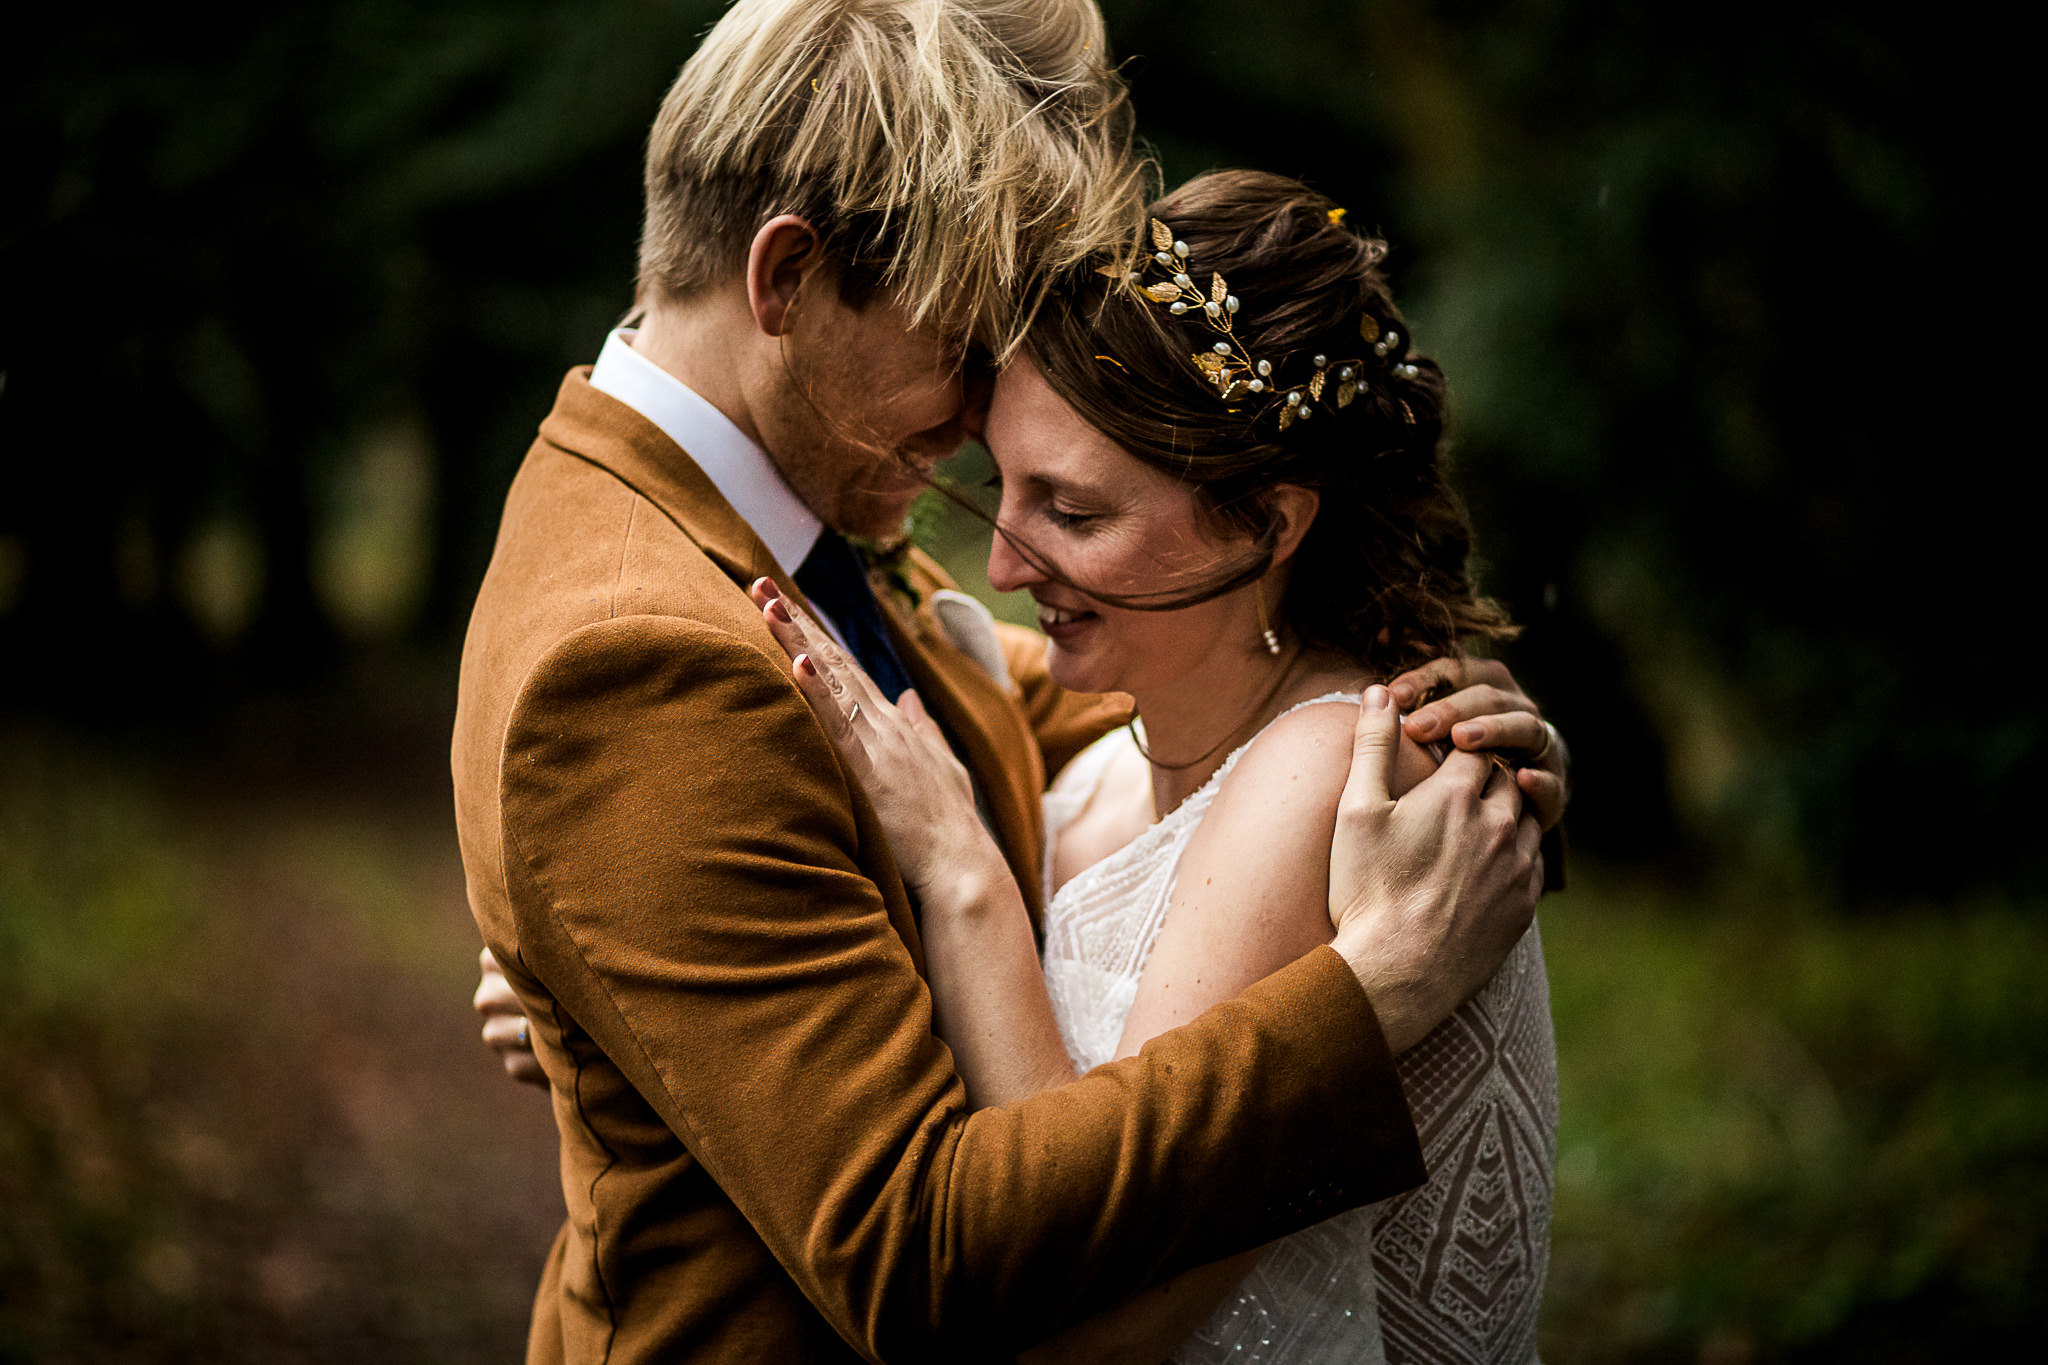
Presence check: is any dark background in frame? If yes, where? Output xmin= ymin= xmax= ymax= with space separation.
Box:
xmin=4 ymin=2 xmax=2042 ymax=1361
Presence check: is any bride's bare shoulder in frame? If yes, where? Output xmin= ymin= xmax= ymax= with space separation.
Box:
xmin=1149 ymin=701 xmax=1366 ymax=989
xmin=1197 ymin=700 xmax=1360 ymax=847
xmin=1249 ymin=695 xmax=1363 ymax=761
xmin=1205 ymin=694 xmax=1436 ymax=840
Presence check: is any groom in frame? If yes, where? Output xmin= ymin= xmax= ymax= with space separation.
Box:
xmin=453 ymin=2 xmax=1561 ymax=1362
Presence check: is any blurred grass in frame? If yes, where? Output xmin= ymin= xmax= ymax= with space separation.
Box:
xmin=0 ymin=725 xmax=561 ymax=1364
xmin=1537 ymin=876 xmax=2048 ymax=1362
xmin=3 ymin=720 xmax=2043 ymax=1361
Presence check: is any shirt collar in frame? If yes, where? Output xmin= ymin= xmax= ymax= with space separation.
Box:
xmin=587 ymin=328 xmax=822 ymax=578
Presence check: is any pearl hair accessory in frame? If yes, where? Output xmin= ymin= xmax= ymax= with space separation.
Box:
xmin=1100 ymin=217 xmax=1418 ymax=431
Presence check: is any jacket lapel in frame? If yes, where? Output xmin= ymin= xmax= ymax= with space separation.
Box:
xmin=536 ymin=368 xmax=1049 ymax=931
xmin=538 ymin=367 xmax=800 ymax=598
xmin=876 ymin=554 xmax=1051 ymax=930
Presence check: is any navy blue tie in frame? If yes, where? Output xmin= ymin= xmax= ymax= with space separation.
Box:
xmin=794 ymin=530 xmax=916 ymax=704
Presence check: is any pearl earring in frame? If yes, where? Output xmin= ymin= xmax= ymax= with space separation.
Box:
xmin=1257 ymin=585 xmax=1281 ymax=656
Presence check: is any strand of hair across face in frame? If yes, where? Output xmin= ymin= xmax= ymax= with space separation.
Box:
xmin=922 ymin=473 xmax=1281 ymax=613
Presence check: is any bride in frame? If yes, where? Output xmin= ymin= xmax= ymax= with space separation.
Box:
xmin=755 ymin=170 xmax=1560 ymax=1365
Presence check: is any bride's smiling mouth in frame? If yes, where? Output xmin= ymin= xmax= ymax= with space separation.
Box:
xmin=1034 ymin=598 xmax=1100 ymax=643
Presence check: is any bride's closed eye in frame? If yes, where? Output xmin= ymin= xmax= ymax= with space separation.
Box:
xmin=989 ymin=470 xmax=1101 ymax=532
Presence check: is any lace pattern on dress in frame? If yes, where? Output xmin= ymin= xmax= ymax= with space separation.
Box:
xmin=1039 ymin=695 xmax=1558 ymax=1365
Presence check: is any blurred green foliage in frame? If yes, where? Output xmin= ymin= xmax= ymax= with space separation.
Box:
xmin=1539 ymin=880 xmax=2048 ymax=1359
xmin=1087 ymin=0 xmax=2039 ymax=895
xmin=0 ymin=4 xmax=2034 ymax=889
xmin=4 ymin=0 xmax=730 ymax=685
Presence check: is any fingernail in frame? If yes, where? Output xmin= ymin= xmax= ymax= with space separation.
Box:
xmin=769 ymin=597 xmax=792 ymax=623
xmin=1364 ymin=684 xmax=1389 ymax=712
xmin=1454 ymin=722 xmax=1480 ymax=746
xmin=794 ymin=653 xmax=812 ymax=677
xmin=752 ymin=576 xmax=775 ymax=596
xmin=1407 ymin=713 xmax=1434 ymax=737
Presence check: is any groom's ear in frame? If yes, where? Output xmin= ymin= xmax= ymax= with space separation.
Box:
xmin=746 ymin=215 xmax=823 ymax=339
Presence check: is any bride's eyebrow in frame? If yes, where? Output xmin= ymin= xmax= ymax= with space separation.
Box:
xmin=1028 ymin=470 xmax=1116 ymax=504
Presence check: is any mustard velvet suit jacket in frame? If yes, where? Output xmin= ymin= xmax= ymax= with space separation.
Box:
xmin=451 ymin=370 xmax=1427 ymax=1365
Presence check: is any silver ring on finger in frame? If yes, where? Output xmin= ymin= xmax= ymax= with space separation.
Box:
xmin=1532 ymin=722 xmax=1555 ymax=764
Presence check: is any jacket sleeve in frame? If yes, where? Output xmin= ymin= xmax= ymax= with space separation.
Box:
xmin=500 ymin=615 xmax=1424 ymax=1363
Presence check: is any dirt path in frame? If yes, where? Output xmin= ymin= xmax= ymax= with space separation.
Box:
xmin=2 ymin=717 xmax=562 ymax=1362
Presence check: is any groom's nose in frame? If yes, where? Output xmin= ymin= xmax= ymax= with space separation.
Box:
xmin=899 ymin=414 xmax=977 ymax=472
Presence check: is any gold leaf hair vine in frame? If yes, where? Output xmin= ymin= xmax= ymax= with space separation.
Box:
xmin=1103 ymin=217 xmax=1420 ymax=431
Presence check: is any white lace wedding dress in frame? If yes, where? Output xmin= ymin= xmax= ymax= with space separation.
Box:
xmin=1040 ymin=697 xmax=1559 ymax=1365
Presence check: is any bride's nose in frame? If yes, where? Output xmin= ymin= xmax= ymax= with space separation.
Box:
xmin=985 ymin=524 xmax=1046 ymax=594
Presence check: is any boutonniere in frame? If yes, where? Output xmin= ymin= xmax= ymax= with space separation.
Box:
xmin=851 ymin=535 xmax=924 ymax=614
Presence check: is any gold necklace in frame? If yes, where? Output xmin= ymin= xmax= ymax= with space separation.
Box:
xmin=1128 ymin=647 xmax=1301 ymax=773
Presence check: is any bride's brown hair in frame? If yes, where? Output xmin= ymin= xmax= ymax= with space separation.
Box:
xmin=1015 ymin=169 xmax=1516 ymax=674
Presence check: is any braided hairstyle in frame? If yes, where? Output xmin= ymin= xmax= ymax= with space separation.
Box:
xmin=1021 ymin=169 xmax=1515 ymax=676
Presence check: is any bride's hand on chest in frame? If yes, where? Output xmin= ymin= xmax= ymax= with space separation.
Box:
xmin=752 ymin=578 xmax=998 ymax=897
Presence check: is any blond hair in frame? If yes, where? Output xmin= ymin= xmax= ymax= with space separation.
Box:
xmin=638 ymin=0 xmax=1144 ymax=351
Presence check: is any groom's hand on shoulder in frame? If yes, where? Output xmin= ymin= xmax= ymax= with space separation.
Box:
xmin=1325 ymin=686 xmax=1543 ymax=1055
xmin=1388 ymin=657 xmax=1569 ymax=832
